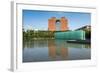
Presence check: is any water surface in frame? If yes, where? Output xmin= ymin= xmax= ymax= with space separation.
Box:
xmin=23 ymin=39 xmax=91 ymax=62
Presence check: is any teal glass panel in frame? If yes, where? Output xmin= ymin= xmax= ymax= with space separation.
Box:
xmin=54 ymin=30 xmax=85 ymax=40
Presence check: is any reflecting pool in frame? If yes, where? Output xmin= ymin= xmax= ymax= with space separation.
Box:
xmin=23 ymin=39 xmax=91 ymax=62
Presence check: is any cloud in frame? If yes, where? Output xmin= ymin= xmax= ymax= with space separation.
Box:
xmin=23 ymin=24 xmax=34 ymax=31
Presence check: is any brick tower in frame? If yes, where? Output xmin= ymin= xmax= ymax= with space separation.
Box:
xmin=48 ymin=17 xmax=68 ymax=31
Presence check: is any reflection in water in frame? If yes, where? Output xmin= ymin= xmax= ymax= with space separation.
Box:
xmin=48 ymin=40 xmax=68 ymax=60
xmin=23 ymin=40 xmax=48 ymax=49
xmin=23 ymin=40 xmax=91 ymax=62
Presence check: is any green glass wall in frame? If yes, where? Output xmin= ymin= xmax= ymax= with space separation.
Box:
xmin=54 ymin=30 xmax=85 ymax=40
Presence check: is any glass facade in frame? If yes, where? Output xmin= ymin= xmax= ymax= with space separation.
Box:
xmin=55 ymin=30 xmax=85 ymax=40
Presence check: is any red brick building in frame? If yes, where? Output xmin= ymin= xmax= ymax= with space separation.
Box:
xmin=48 ymin=17 xmax=69 ymax=31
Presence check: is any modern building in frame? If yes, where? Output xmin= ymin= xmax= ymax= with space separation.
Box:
xmin=48 ymin=17 xmax=69 ymax=31
xmin=75 ymin=25 xmax=91 ymax=31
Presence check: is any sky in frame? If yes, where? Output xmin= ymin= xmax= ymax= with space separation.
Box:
xmin=23 ymin=10 xmax=91 ymax=31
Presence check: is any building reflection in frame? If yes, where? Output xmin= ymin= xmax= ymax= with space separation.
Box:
xmin=48 ymin=40 xmax=56 ymax=58
xmin=48 ymin=40 xmax=68 ymax=60
xmin=61 ymin=48 xmax=68 ymax=59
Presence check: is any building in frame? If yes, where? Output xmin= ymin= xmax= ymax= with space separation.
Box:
xmin=75 ymin=25 xmax=91 ymax=31
xmin=48 ymin=17 xmax=69 ymax=31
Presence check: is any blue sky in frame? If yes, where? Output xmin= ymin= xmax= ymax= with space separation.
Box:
xmin=23 ymin=10 xmax=91 ymax=31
